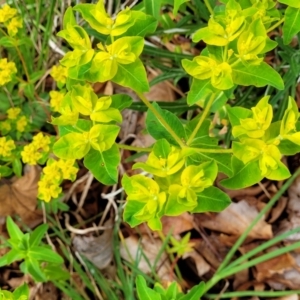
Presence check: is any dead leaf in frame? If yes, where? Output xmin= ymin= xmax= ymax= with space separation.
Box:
xmin=195 ymin=200 xmax=273 ymax=240
xmin=182 ymin=250 xmax=210 ymax=276
xmin=120 ymin=235 xmax=173 ymax=281
xmin=35 ymin=283 xmax=58 ymax=300
xmin=0 ymin=165 xmax=42 ymax=226
xmin=72 ymin=219 xmax=113 ymax=270
xmin=161 ymin=213 xmax=194 ymax=236
xmin=255 ymin=252 xmax=296 ymax=282
xmin=271 ymin=295 xmax=299 ymax=300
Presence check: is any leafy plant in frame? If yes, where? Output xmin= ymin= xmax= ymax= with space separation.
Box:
xmin=0 ymin=283 xmax=29 ymax=300
xmin=0 ymin=217 xmax=67 ymax=282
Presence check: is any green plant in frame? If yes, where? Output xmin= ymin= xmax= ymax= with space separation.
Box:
xmin=1 ymin=0 xmax=300 ymax=298
xmin=0 ymin=217 xmax=67 ymax=282
xmin=0 ymin=283 xmax=29 ymax=300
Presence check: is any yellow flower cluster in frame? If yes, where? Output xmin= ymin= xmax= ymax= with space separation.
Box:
xmin=49 ymin=90 xmax=65 ymax=112
xmin=0 ymin=107 xmax=28 ymax=135
xmin=50 ymin=65 xmax=68 ymax=84
xmin=0 ymin=137 xmax=15 ymax=157
xmin=38 ymin=158 xmax=78 ymax=202
xmin=21 ymin=133 xmax=51 ymax=165
xmin=0 ymin=4 xmax=23 ymax=36
xmin=0 ymin=58 xmax=17 ymax=86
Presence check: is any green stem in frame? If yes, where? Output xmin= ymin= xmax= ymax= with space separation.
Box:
xmin=189 ymin=147 xmax=232 ymax=153
xmin=206 ymin=290 xmax=300 ymax=299
xmin=186 ymin=93 xmax=215 ymax=146
xmin=204 ymin=0 xmax=214 ymax=15
xmin=203 ymin=168 xmax=300 ymax=293
xmin=136 ymin=92 xmax=186 ymax=148
xmin=117 ymin=144 xmax=152 ymax=152
xmin=267 ymin=18 xmax=285 ymax=33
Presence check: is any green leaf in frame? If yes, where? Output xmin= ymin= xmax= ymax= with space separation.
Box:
xmin=123 ymin=11 xmax=158 ymax=37
xmin=123 ymin=200 xmax=146 ymax=227
xmin=173 ymin=0 xmax=190 ymax=16
xmin=59 ymin=119 xmax=92 ymax=137
xmin=136 ymin=275 xmax=162 ymax=300
xmin=84 ymin=144 xmax=120 ymax=185
xmin=278 ymin=139 xmax=300 ymax=155
xmin=227 ymin=106 xmax=251 ymax=126
xmin=143 ymin=0 xmax=162 ymax=19
xmin=0 ymin=249 xmax=24 ymax=267
xmin=186 ymin=78 xmax=214 ymax=106
xmin=0 ymin=166 xmax=13 ymax=177
xmin=112 ymin=60 xmax=149 ymax=94
xmin=110 ymin=94 xmax=132 ymax=111
xmin=191 ymin=186 xmax=231 ymax=213
xmin=13 ymin=283 xmax=29 ymax=299
xmin=232 ymin=62 xmax=284 ymax=90
xmin=188 ymin=152 xmax=233 ymax=177
xmin=278 ymin=0 xmax=300 ymax=8
xmin=25 ymin=259 xmax=47 ymax=282
xmin=53 ymin=132 xmax=90 ymax=159
xmin=146 ymin=102 xmax=186 ymax=146
xmin=283 ymin=6 xmax=300 ymax=44
xmin=178 ymin=282 xmax=206 ymax=300
xmin=6 ymin=217 xmax=23 ymax=241
xmin=0 ymin=36 xmax=16 ymax=47
xmin=220 ymin=157 xmax=263 ymax=189
xmin=29 ymin=246 xmax=64 ymax=264
xmin=29 ymin=224 xmax=48 ymax=247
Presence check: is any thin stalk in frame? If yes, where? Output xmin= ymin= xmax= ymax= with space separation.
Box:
xmin=206 ymin=290 xmax=300 ymax=299
xmin=204 ymin=168 xmax=300 ymax=293
xmin=189 ymin=147 xmax=232 ymax=153
xmin=136 ymin=92 xmax=186 ymax=148
xmin=117 ymin=143 xmax=152 ymax=152
xmin=267 ymin=18 xmax=285 ymax=33
xmin=203 ymin=0 xmax=214 ymax=15
xmin=187 ymin=93 xmax=215 ymax=145
xmin=225 ymin=226 xmax=300 ymax=270
xmin=218 ymin=240 xmax=300 ymax=279
xmin=37 ymin=0 xmax=56 ymax=69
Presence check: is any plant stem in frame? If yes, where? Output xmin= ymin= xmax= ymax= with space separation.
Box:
xmin=204 ymin=0 xmax=214 ymax=15
xmin=14 ymin=43 xmax=30 ymax=82
xmin=117 ymin=144 xmax=152 ymax=152
xmin=203 ymin=167 xmax=300 ymax=293
xmin=136 ymin=92 xmax=186 ymax=148
xmin=189 ymin=147 xmax=232 ymax=153
xmin=267 ymin=18 xmax=285 ymax=33
xmin=186 ymin=93 xmax=215 ymax=146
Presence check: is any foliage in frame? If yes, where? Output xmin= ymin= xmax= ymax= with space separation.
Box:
xmin=1 ymin=0 xmax=300 ymax=299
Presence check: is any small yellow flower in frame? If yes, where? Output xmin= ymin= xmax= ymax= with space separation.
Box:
xmin=0 ymin=4 xmax=17 ymax=23
xmin=0 ymin=137 xmax=15 ymax=157
xmin=21 ymin=143 xmax=42 ymax=165
xmin=57 ymin=159 xmax=78 ymax=180
xmin=38 ymin=176 xmax=62 ymax=202
xmin=7 ymin=107 xmax=21 ymax=120
xmin=16 ymin=115 xmax=27 ymax=132
xmin=43 ymin=161 xmax=62 ymax=182
xmin=0 ymin=120 xmax=11 ymax=132
xmin=49 ymin=90 xmax=65 ymax=112
xmin=0 ymin=59 xmax=17 ymax=86
xmin=50 ymin=65 xmax=68 ymax=84
xmin=7 ymin=17 xmax=22 ymax=36
xmin=32 ymin=132 xmax=51 ymax=152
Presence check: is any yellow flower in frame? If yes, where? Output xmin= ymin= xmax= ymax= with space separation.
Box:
xmin=57 ymin=159 xmax=78 ymax=180
xmin=43 ymin=160 xmax=62 ymax=182
xmin=32 ymin=132 xmax=51 ymax=152
xmin=0 ymin=4 xmax=17 ymax=23
xmin=21 ymin=143 xmax=42 ymax=165
xmin=50 ymin=65 xmax=68 ymax=84
xmin=0 ymin=59 xmax=17 ymax=86
xmin=49 ymin=90 xmax=65 ymax=112
xmin=16 ymin=115 xmax=27 ymax=132
xmin=0 ymin=120 xmax=11 ymax=132
xmin=0 ymin=137 xmax=15 ymax=157
xmin=7 ymin=107 xmax=21 ymax=120
xmin=7 ymin=17 xmax=22 ymax=36
xmin=38 ymin=176 xmax=62 ymax=202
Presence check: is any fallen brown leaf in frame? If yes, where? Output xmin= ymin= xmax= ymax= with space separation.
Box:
xmin=195 ymin=200 xmax=273 ymax=240
xmin=0 ymin=165 xmax=42 ymax=226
